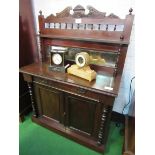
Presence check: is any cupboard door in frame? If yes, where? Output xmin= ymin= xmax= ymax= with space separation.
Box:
xmin=34 ymin=83 xmax=64 ymax=123
xmin=65 ymin=95 xmax=101 ymax=136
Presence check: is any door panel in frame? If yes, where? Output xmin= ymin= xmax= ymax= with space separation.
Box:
xmin=65 ymin=95 xmax=97 ymax=135
xmin=34 ymin=83 xmax=64 ymax=122
xmin=39 ymin=87 xmax=60 ymax=120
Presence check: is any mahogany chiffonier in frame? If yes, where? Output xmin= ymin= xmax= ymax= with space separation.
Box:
xmin=19 ymin=5 xmax=134 ymax=153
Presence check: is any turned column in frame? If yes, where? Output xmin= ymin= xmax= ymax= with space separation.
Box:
xmin=97 ymin=105 xmax=109 ymax=145
xmin=23 ymin=74 xmax=38 ymax=117
xmin=27 ymin=82 xmax=38 ymax=117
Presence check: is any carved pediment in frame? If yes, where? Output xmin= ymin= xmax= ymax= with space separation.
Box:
xmin=107 ymin=13 xmax=120 ymax=19
xmin=87 ymin=6 xmax=106 ymax=18
xmin=56 ymin=6 xmax=72 ymax=18
xmin=46 ymin=14 xmax=55 ymax=20
xmin=73 ymin=5 xmax=85 ymax=18
xmin=73 ymin=5 xmax=85 ymax=11
xmin=45 ymin=6 xmax=72 ymax=19
xmin=44 ymin=5 xmax=120 ymax=19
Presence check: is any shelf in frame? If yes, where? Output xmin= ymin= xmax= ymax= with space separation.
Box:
xmin=37 ymin=34 xmax=129 ymax=45
xmin=19 ymin=62 xmax=121 ymax=96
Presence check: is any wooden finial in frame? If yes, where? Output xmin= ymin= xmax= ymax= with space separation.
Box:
xmin=39 ymin=10 xmax=42 ymax=15
xmin=129 ymin=8 xmax=133 ymax=15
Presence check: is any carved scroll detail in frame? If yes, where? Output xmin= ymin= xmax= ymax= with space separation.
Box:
xmin=44 ymin=5 xmax=120 ymax=19
xmin=107 ymin=13 xmax=120 ymax=19
xmin=87 ymin=5 xmax=106 ymax=18
xmin=27 ymin=83 xmax=38 ymax=117
xmin=56 ymin=6 xmax=72 ymax=18
xmin=73 ymin=5 xmax=85 ymax=18
xmin=97 ymin=106 xmax=108 ymax=145
xmin=46 ymin=6 xmax=72 ymax=19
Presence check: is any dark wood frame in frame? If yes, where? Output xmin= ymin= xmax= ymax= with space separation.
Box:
xmin=20 ymin=5 xmax=134 ymax=153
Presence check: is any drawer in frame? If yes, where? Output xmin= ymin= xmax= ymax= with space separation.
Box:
xmin=33 ymin=77 xmax=114 ymax=105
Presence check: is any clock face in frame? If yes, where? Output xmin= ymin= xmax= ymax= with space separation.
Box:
xmin=75 ymin=52 xmax=90 ymax=67
xmin=52 ymin=53 xmax=62 ymax=65
xmin=75 ymin=55 xmax=86 ymax=67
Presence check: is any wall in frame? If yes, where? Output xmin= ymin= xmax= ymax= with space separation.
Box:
xmin=32 ymin=0 xmax=135 ymax=114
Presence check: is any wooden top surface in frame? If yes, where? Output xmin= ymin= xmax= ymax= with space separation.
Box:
xmin=20 ymin=62 xmax=122 ymax=96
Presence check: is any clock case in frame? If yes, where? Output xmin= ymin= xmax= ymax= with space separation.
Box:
xmin=49 ymin=49 xmax=67 ymax=72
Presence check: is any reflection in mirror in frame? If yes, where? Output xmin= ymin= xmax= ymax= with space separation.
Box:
xmin=45 ymin=46 xmax=118 ymax=68
xmin=96 ymin=74 xmax=114 ymax=89
xmin=65 ymin=48 xmax=80 ymax=60
xmin=65 ymin=47 xmax=118 ymax=68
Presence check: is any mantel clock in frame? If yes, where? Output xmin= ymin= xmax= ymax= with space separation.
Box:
xmin=49 ymin=46 xmax=67 ymax=72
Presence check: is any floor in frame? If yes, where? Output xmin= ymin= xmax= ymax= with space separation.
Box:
xmin=19 ymin=114 xmax=124 ymax=155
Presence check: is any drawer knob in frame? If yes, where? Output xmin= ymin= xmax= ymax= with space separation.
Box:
xmin=77 ymin=88 xmax=86 ymax=94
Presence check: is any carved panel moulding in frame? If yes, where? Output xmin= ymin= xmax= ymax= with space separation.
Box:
xmin=44 ymin=5 xmax=120 ymax=19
